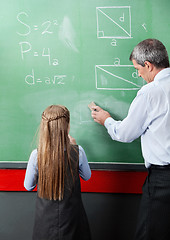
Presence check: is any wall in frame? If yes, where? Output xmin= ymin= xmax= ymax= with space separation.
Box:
xmin=0 ymin=192 xmax=141 ymax=240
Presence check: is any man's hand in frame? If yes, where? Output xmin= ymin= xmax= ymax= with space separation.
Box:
xmin=91 ymin=106 xmax=111 ymax=126
xmin=68 ymin=135 xmax=77 ymax=145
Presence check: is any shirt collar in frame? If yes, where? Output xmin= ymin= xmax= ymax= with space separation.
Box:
xmin=154 ymin=67 xmax=170 ymax=82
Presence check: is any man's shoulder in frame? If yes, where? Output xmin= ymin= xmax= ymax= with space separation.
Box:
xmin=137 ymin=82 xmax=155 ymax=96
xmin=137 ymin=79 xmax=167 ymax=105
xmin=139 ymin=79 xmax=163 ymax=95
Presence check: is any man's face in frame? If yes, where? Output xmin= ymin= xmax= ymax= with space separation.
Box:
xmin=132 ymin=59 xmax=152 ymax=83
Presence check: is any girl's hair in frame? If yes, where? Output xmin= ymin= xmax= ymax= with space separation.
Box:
xmin=37 ymin=105 xmax=74 ymax=201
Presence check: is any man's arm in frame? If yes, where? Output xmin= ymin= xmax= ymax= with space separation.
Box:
xmin=91 ymin=91 xmax=149 ymax=143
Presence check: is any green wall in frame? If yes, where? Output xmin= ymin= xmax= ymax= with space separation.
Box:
xmin=1 ymin=0 xmax=170 ymax=164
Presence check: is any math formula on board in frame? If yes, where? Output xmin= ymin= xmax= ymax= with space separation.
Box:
xmin=16 ymin=12 xmax=72 ymax=86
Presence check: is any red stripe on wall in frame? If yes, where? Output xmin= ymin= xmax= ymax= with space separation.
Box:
xmin=0 ymin=169 xmax=147 ymax=194
xmin=82 ymin=171 xmax=147 ymax=194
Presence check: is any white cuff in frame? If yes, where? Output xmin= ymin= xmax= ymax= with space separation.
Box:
xmin=104 ymin=117 xmax=116 ymax=128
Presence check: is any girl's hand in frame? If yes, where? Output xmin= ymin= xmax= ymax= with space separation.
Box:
xmin=69 ymin=135 xmax=76 ymax=145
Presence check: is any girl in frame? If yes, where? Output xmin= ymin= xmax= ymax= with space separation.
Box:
xmin=24 ymin=105 xmax=91 ymax=240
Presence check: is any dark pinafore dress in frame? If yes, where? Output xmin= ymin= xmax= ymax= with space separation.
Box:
xmin=32 ymin=146 xmax=91 ymax=240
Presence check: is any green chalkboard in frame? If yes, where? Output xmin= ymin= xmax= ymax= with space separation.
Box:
xmin=0 ymin=0 xmax=170 ymax=165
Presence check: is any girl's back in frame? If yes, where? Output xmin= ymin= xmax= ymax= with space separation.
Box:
xmin=33 ymin=145 xmax=91 ymax=240
xmin=24 ymin=105 xmax=91 ymax=240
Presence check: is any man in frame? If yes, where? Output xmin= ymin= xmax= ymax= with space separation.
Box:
xmin=91 ymin=39 xmax=170 ymax=240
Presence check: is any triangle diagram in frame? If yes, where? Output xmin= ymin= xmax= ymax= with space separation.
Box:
xmin=96 ymin=65 xmax=141 ymax=90
xmin=97 ymin=7 xmax=131 ymax=38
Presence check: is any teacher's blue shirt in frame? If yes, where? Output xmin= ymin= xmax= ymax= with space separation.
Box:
xmin=104 ymin=68 xmax=170 ymax=168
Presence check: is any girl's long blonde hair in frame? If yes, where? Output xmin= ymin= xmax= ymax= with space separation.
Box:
xmin=37 ymin=105 xmax=74 ymax=201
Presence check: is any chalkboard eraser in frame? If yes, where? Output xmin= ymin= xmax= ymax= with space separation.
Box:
xmin=88 ymin=101 xmax=97 ymax=111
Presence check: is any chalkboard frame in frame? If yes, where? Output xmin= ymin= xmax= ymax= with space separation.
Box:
xmin=0 ymin=162 xmax=146 ymax=171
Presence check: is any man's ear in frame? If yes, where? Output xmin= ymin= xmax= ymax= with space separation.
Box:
xmin=144 ymin=61 xmax=154 ymax=72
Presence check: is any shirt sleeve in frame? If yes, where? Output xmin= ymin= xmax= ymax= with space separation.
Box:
xmin=104 ymin=90 xmax=151 ymax=143
xmin=78 ymin=145 xmax=91 ymax=181
xmin=24 ymin=149 xmax=38 ymax=191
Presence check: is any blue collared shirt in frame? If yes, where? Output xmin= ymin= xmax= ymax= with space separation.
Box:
xmin=104 ymin=68 xmax=170 ymax=168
